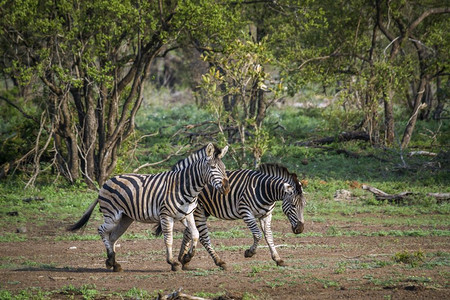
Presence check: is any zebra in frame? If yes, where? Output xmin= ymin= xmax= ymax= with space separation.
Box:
xmin=171 ymin=163 xmax=305 ymax=270
xmin=67 ymin=143 xmax=230 ymax=272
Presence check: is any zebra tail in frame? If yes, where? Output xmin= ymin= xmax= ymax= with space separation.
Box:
xmin=66 ymin=198 xmax=99 ymax=232
xmin=153 ymin=222 xmax=163 ymax=237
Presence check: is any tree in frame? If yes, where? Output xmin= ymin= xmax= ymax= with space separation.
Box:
xmin=0 ymin=0 xmax=242 ymax=186
xmin=254 ymin=0 xmax=449 ymax=147
xmin=198 ymin=39 xmax=282 ymax=167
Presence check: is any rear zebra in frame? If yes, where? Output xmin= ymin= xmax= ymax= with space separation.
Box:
xmin=177 ymin=164 xmax=305 ymax=270
xmin=67 ymin=143 xmax=229 ymax=272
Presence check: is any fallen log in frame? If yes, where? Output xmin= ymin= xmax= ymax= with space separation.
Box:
xmin=408 ymin=151 xmax=437 ymax=157
xmin=427 ymin=193 xmax=450 ymax=202
xmin=296 ymin=131 xmax=371 ymax=146
xmin=362 ymin=185 xmax=414 ymax=203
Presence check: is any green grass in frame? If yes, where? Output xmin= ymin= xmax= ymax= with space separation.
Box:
xmin=0 ymin=288 xmax=50 ymax=300
xmin=59 ymin=284 xmax=99 ymax=300
xmin=0 ymin=99 xmax=449 ymax=299
xmin=123 ymin=287 xmax=155 ymax=299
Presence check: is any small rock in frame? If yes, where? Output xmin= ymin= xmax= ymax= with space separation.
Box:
xmin=334 ymin=189 xmax=352 ymax=201
xmin=68 ymin=246 xmax=77 ymax=250
xmin=16 ymin=227 xmax=27 ymax=233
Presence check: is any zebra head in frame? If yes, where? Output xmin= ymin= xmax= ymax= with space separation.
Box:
xmin=204 ymin=143 xmax=230 ymax=195
xmin=281 ymin=180 xmax=306 ymax=234
xmin=258 ymin=163 xmax=305 ymax=234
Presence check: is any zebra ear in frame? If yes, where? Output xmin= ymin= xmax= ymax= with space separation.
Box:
xmin=283 ymin=183 xmax=294 ymax=194
xmin=218 ymin=145 xmax=228 ymax=158
xmin=205 ymin=143 xmax=215 ymax=158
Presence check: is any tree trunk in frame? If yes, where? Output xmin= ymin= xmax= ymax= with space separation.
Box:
xmin=83 ymin=91 xmax=98 ymax=185
xmin=255 ymin=89 xmax=266 ymax=128
xmin=421 ymin=82 xmax=433 ymax=120
xmin=433 ymin=76 xmax=445 ymax=120
xmin=383 ymin=96 xmax=395 ymax=146
xmin=401 ymin=76 xmax=428 ymax=149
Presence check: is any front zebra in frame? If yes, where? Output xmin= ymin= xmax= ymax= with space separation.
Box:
xmin=178 ymin=164 xmax=305 ymax=270
xmin=67 ymin=143 xmax=229 ymax=272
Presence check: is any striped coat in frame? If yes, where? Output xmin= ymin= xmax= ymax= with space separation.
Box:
xmin=177 ymin=164 xmax=305 ymax=269
xmin=68 ymin=143 xmax=229 ymax=272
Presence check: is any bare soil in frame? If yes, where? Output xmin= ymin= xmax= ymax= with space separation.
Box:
xmin=1 ymin=218 xmax=449 ymax=299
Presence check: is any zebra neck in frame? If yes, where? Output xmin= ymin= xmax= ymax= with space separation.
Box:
xmin=271 ymin=178 xmax=287 ymax=202
xmin=177 ymin=160 xmax=208 ymax=202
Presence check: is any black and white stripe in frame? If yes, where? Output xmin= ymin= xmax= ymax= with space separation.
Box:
xmin=178 ymin=164 xmax=306 ymax=269
xmin=68 ymin=143 xmax=229 ymax=272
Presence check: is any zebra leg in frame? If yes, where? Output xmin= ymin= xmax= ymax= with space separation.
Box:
xmin=180 ymin=213 xmax=199 ymax=269
xmin=178 ymin=226 xmax=192 ymax=269
xmin=196 ymin=212 xmax=227 ymax=270
xmin=260 ymin=214 xmax=286 ymax=267
xmin=161 ymin=215 xmax=180 ymax=271
xmin=243 ymin=215 xmax=262 ymax=258
xmin=98 ymin=213 xmax=132 ymax=272
xmin=108 ymin=215 xmax=134 ymax=271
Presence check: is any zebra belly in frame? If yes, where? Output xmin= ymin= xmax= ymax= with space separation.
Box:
xmin=172 ymin=201 xmax=197 ymax=220
xmin=133 ymin=215 xmax=160 ymax=223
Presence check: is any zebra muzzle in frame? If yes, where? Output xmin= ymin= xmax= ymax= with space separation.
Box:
xmin=292 ymin=222 xmax=304 ymax=234
xmin=220 ymin=178 xmax=230 ymax=195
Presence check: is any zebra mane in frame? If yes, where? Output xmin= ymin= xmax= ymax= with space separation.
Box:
xmin=258 ymin=163 xmax=302 ymax=192
xmin=172 ymin=144 xmax=222 ymax=171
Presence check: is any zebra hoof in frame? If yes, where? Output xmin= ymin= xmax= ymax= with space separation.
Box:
xmin=181 ymin=253 xmax=193 ymax=265
xmin=182 ymin=263 xmax=193 ymax=271
xmin=171 ymin=263 xmax=181 ymax=272
xmin=113 ymin=264 xmax=123 ymax=272
xmin=217 ymin=262 xmax=228 ymax=270
xmin=244 ymin=249 xmax=255 ymax=258
xmin=105 ymin=259 xmax=114 ymax=269
xmin=276 ymin=260 xmax=287 ymax=267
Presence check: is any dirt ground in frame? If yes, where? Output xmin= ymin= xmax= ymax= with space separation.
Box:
xmin=1 ymin=218 xmax=449 ymax=299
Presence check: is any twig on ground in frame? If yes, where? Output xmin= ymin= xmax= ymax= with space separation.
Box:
xmin=408 ymin=151 xmax=437 ymax=157
xmin=341 ymin=254 xmax=362 ymax=259
xmin=157 ymin=287 xmax=209 ymax=300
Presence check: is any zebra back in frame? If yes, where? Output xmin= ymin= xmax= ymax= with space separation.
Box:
xmin=172 ymin=144 xmax=225 ymax=171
xmin=258 ymin=163 xmax=303 ymax=193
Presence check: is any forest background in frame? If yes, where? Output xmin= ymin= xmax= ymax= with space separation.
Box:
xmin=1 ymin=1 xmax=449 ymax=299
xmin=0 ymin=0 xmax=448 ymax=187
xmin=0 ymin=0 xmax=450 ymax=187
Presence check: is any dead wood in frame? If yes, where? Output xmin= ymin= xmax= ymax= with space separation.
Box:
xmin=310 ymin=147 xmax=389 ymax=162
xmin=362 ymin=185 xmax=415 ymax=203
xmin=157 ymin=288 xmax=209 ymax=300
xmin=335 ymin=149 xmax=361 ymax=159
xmin=295 ymin=131 xmax=371 ymax=146
xmin=408 ymin=151 xmax=438 ymax=157
xmin=22 ymin=197 xmax=45 ymax=203
xmin=133 ymin=145 xmax=189 ymax=173
xmin=427 ymin=193 xmax=450 ymax=202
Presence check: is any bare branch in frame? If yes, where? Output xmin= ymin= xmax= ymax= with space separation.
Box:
xmin=133 ymin=145 xmax=189 ymax=173
xmin=409 ymin=7 xmax=450 ymax=33
xmin=296 ymin=49 xmax=340 ymax=70
xmin=25 ymin=113 xmax=54 ymax=188
xmin=0 ymin=95 xmax=40 ymax=124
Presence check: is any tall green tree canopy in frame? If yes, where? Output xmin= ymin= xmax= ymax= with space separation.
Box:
xmin=247 ymin=0 xmax=449 ymax=145
xmin=0 ymin=0 xmax=243 ymax=186
xmin=1 ymin=0 xmax=448 ymax=186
